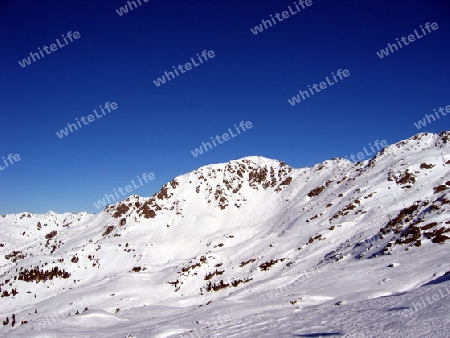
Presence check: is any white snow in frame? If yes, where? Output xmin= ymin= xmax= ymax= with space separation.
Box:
xmin=1 ymin=131 xmax=449 ymax=337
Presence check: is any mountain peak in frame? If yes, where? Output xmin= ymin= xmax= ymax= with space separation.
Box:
xmin=104 ymin=155 xmax=295 ymax=220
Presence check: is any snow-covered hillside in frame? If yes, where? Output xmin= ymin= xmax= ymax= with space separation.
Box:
xmin=1 ymin=131 xmax=450 ymax=337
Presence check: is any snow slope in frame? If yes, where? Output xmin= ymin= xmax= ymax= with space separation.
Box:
xmin=1 ymin=131 xmax=449 ymax=337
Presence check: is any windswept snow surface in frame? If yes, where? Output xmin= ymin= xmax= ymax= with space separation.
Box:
xmin=1 ymin=131 xmax=450 ymax=337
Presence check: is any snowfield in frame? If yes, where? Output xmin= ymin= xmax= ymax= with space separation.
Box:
xmin=1 ymin=131 xmax=450 ymax=337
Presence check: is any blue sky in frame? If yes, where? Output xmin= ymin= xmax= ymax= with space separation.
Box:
xmin=1 ymin=0 xmax=449 ymax=214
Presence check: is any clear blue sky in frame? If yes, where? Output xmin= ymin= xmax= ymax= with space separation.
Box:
xmin=1 ymin=0 xmax=449 ymax=214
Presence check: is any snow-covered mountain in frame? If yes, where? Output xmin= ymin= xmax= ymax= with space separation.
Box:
xmin=1 ymin=131 xmax=450 ymax=337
